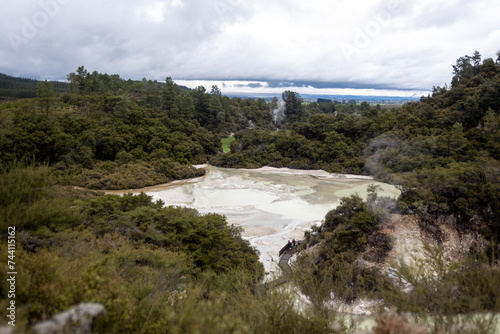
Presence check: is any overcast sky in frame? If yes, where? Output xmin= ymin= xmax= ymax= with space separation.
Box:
xmin=1 ymin=0 xmax=499 ymax=95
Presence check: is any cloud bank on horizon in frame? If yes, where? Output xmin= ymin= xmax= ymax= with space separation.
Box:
xmin=1 ymin=0 xmax=499 ymax=94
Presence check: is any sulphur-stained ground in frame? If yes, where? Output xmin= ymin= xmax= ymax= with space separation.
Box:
xmin=328 ymin=213 xmax=489 ymax=316
xmin=290 ymin=214 xmax=498 ymax=333
xmin=381 ymin=214 xmax=487 ymax=271
xmin=294 ymin=213 xmax=488 ymax=315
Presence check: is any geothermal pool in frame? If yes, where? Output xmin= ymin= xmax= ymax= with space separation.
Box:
xmin=110 ymin=166 xmax=400 ymax=277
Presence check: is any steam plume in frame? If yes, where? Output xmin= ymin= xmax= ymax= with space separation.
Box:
xmin=272 ymin=100 xmax=286 ymax=124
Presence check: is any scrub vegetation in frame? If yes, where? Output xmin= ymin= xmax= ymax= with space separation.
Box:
xmin=0 ymin=51 xmax=499 ymax=332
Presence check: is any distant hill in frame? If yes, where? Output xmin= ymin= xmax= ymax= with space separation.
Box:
xmin=0 ymin=73 xmax=69 ymax=99
xmin=0 ymin=72 xmax=191 ymax=100
xmin=222 ymin=91 xmax=421 ymax=103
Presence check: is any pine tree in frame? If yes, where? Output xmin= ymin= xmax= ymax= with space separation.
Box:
xmin=36 ymin=80 xmax=54 ymax=115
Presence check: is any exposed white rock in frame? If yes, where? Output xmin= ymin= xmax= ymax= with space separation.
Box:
xmin=32 ymin=303 xmax=106 ymax=334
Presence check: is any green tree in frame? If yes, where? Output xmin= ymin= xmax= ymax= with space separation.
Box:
xmin=76 ymin=65 xmax=88 ymax=94
xmin=161 ymin=77 xmax=180 ymax=116
xmin=210 ymin=85 xmax=222 ymax=98
xmin=208 ymin=94 xmax=223 ymax=126
xmin=66 ymin=72 xmax=77 ymax=93
xmin=471 ymin=50 xmax=482 ymax=67
xmin=282 ymin=90 xmax=305 ymax=123
xmin=448 ymin=122 xmax=469 ymax=159
xmin=36 ymin=80 xmax=54 ymax=116
xmin=178 ymin=94 xmax=195 ymax=119
xmin=452 ymin=55 xmax=473 ymax=87
xmin=483 ymin=107 xmax=499 ymax=134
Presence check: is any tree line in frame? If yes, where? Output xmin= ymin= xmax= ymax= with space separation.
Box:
xmin=0 ymin=67 xmax=274 ymax=189
xmin=0 ymin=73 xmax=68 ymax=99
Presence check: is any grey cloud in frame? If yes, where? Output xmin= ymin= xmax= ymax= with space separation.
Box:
xmin=0 ymin=0 xmax=498 ymax=91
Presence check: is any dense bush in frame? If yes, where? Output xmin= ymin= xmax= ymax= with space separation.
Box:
xmin=0 ymin=164 xmax=271 ymax=332
xmin=76 ymin=159 xmax=205 ymax=190
xmin=294 ymin=193 xmax=389 ymax=303
xmin=211 ymin=124 xmax=365 ymax=174
xmin=399 ymin=158 xmax=500 ymax=240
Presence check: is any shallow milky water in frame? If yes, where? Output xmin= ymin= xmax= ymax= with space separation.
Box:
xmin=108 ymin=166 xmax=400 ymax=277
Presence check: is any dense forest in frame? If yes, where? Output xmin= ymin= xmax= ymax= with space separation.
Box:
xmin=1 ymin=51 xmax=499 ymax=333
xmin=0 ymin=67 xmax=269 ymax=190
xmin=0 ymin=73 xmax=69 ymax=99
